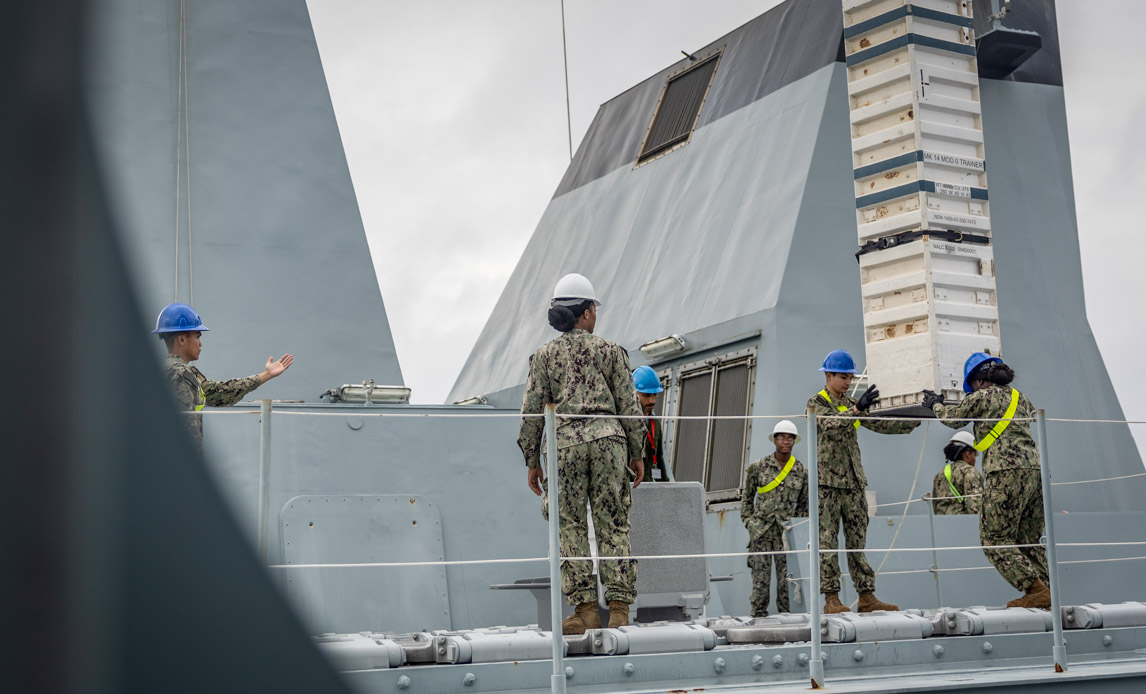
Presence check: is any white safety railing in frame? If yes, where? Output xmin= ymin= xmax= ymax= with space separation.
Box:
xmin=195 ymin=403 xmax=1146 ymax=691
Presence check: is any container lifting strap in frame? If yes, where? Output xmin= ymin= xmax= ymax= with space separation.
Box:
xmin=943 ymin=463 xmax=963 ymax=502
xmin=854 ymin=229 xmax=991 ymax=261
xmin=819 ymin=390 xmax=861 ymax=430
xmin=973 ymin=388 xmax=1020 ymax=452
xmin=758 ymin=457 xmax=798 ymax=494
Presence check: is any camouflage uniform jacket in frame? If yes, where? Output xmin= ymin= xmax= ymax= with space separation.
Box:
xmin=930 ymin=461 xmax=983 ymax=515
xmin=164 ymin=354 xmax=262 ymax=447
xmin=808 ymin=391 xmax=920 ymax=489
xmin=517 ymin=329 xmax=645 ymax=469
xmin=933 ymin=384 xmax=1039 ymax=474
xmin=740 ymin=453 xmax=809 ymax=538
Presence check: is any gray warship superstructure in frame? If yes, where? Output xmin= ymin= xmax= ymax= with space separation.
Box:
xmin=7 ymin=0 xmax=1146 ymax=692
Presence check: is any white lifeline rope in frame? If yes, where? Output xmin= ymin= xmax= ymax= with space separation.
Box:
xmin=181 ymin=0 xmax=195 ymax=305
xmin=172 ymin=0 xmax=185 ymax=302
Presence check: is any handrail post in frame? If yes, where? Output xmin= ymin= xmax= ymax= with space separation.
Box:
xmin=925 ymin=494 xmax=944 ymax=608
xmin=545 ymin=405 xmax=567 ymax=694
xmin=806 ymin=406 xmax=824 ymax=688
xmin=257 ymin=399 xmax=272 ymax=563
xmin=1035 ymin=409 xmax=1068 ymax=672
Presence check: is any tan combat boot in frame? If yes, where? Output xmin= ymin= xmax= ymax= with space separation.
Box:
xmin=608 ymin=600 xmax=631 ymax=628
xmin=561 ymin=602 xmax=602 ymax=635
xmin=1006 ymin=579 xmax=1051 ymax=609
xmin=857 ymin=592 xmax=898 ymax=612
xmin=823 ymin=593 xmax=850 ymax=614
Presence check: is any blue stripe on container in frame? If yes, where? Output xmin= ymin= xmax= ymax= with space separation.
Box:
xmin=856 ymin=180 xmax=989 ymax=208
xmin=847 ymin=33 xmax=976 ymax=67
xmin=854 ymin=151 xmax=923 ymax=180
xmin=844 ymin=5 xmax=971 ymax=40
xmin=856 ymin=181 xmax=921 ymax=208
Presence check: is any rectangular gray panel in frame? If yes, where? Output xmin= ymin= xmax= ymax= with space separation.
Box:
xmin=673 ymin=371 xmax=711 ymax=484
xmin=629 ymin=482 xmax=709 ymax=610
xmin=279 ymin=494 xmax=450 ymax=634
xmin=707 ymin=363 xmax=750 ymax=492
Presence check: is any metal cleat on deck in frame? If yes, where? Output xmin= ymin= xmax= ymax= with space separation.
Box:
xmin=588 ymin=623 xmax=716 ymax=656
xmin=1063 ymin=602 xmax=1146 ymax=630
xmin=953 ymin=607 xmax=1053 ymax=636
xmin=314 ymin=632 xmax=406 ymax=670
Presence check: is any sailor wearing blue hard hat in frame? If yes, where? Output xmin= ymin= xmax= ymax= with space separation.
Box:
xmin=808 ymin=349 xmax=919 ymax=615
xmin=922 ymin=353 xmax=1050 ymax=609
xmin=154 ymin=302 xmax=294 ymax=448
xmin=632 ymin=365 xmax=669 ymax=482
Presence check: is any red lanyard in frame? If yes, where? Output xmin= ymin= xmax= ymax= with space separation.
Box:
xmin=646 ymin=419 xmax=657 ymax=467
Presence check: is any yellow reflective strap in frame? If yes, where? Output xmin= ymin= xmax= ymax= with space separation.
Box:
xmin=819 ymin=389 xmax=860 ymax=430
xmin=973 ymin=388 xmax=1019 ymax=452
xmin=195 ymin=386 xmax=205 ymax=412
xmin=943 ymin=463 xmax=963 ymax=502
xmin=758 ymin=457 xmax=797 ymax=495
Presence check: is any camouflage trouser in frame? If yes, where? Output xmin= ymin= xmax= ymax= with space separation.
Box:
xmin=981 ymin=468 xmax=1049 ymax=591
xmin=748 ymin=527 xmax=788 ymax=617
xmin=818 ymin=486 xmax=875 ymax=595
xmin=547 ymin=437 xmax=636 ymax=605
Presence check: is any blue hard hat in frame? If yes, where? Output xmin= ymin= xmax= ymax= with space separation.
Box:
xmin=152 ymin=302 xmax=210 ymax=334
xmin=818 ymin=349 xmax=859 ymax=374
xmin=632 ymin=365 xmax=664 ymax=394
xmin=962 ymin=352 xmax=1001 ymax=393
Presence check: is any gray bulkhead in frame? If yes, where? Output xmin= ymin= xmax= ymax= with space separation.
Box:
xmin=83 ymin=0 xmax=404 ymax=399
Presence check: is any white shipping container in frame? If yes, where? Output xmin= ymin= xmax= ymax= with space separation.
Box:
xmin=840 ymin=0 xmax=1003 ymax=410
xmin=859 ymin=238 xmax=1001 ymax=409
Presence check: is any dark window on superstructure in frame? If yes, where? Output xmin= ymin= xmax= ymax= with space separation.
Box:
xmin=670 ymin=349 xmax=755 ymax=501
xmin=636 ymin=51 xmax=721 ymax=164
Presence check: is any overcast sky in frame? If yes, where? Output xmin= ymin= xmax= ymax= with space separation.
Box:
xmin=306 ymin=0 xmax=1143 ymax=457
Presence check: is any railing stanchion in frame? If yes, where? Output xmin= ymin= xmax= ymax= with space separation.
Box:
xmin=1035 ymin=409 xmax=1068 ymax=672
xmin=257 ymin=399 xmax=272 ymax=563
xmin=545 ymin=405 xmax=567 ymax=694
xmin=925 ymin=494 xmax=944 ymax=608
xmin=806 ymin=406 xmax=824 ymax=688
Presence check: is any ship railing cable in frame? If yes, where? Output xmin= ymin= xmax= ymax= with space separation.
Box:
xmin=267 ymin=540 xmax=1146 ymax=570
xmin=225 ymin=400 xmax=1146 ymax=685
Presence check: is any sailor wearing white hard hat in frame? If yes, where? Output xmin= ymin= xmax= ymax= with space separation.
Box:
xmin=740 ymin=419 xmax=809 ymax=617
xmin=516 ymin=273 xmax=645 ymax=634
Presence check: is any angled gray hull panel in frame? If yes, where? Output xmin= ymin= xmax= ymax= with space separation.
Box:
xmin=84 ymin=0 xmax=402 ymax=398
xmin=449 ymin=66 xmax=836 ymax=404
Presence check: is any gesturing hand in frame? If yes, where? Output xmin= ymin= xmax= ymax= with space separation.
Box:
xmin=855 ymin=384 xmax=880 ymax=412
xmin=263 ymin=354 xmax=294 ymax=381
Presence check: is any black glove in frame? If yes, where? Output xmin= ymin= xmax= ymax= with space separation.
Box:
xmin=922 ymin=389 xmax=943 ymax=411
xmin=855 ymin=384 xmax=880 ymax=412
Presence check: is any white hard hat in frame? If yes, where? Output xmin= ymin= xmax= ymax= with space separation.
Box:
xmin=949 ymin=431 xmax=975 ymax=448
xmin=552 ymin=273 xmax=601 ymax=308
xmin=770 ymin=419 xmax=801 ymax=444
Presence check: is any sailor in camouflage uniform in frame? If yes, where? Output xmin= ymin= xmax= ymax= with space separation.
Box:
xmin=740 ymin=420 xmax=808 ymax=617
xmin=931 ymin=431 xmax=983 ymax=515
xmin=153 ymin=303 xmax=293 ymax=449
xmin=518 ymin=274 xmax=646 ymax=634
xmin=810 ymin=350 xmax=919 ymax=614
xmin=925 ymin=354 xmax=1050 ymax=608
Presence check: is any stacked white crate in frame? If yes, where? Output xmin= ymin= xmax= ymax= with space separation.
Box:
xmin=842 ymin=0 xmax=1002 ymax=409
